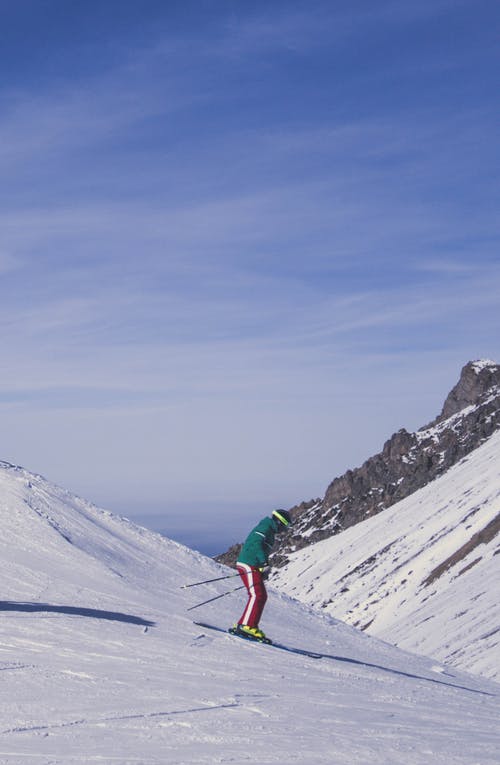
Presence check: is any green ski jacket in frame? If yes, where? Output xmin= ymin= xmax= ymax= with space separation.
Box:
xmin=237 ymin=516 xmax=279 ymax=568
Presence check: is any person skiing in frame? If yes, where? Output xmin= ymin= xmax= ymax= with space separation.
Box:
xmin=230 ymin=509 xmax=293 ymax=643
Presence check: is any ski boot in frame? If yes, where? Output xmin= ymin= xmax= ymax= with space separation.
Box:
xmin=229 ymin=624 xmax=272 ymax=644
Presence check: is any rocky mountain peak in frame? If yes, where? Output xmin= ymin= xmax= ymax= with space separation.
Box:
xmin=216 ymin=359 xmax=500 ymax=569
xmin=439 ymin=360 xmax=500 ymax=420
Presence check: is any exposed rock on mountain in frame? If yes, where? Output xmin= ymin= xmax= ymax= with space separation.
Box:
xmin=275 ymin=359 xmax=500 ymax=567
xmin=440 ymin=358 xmax=500 ymax=419
xmin=216 ymin=360 xmax=500 ymax=569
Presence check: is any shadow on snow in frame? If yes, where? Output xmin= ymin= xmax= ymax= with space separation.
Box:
xmin=0 ymin=601 xmax=155 ymax=627
xmin=317 ymin=651 xmax=496 ymax=697
xmin=193 ymin=622 xmax=496 ymax=698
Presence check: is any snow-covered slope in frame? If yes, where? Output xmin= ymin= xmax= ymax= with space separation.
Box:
xmin=0 ymin=461 xmax=498 ymax=764
xmin=273 ymin=430 xmax=500 ymax=681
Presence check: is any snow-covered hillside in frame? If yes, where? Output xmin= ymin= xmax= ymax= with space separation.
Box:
xmin=273 ymin=429 xmax=500 ymax=681
xmin=0 ymin=461 xmax=498 ymax=764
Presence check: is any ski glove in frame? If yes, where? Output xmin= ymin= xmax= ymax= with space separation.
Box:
xmin=259 ymin=566 xmax=270 ymax=580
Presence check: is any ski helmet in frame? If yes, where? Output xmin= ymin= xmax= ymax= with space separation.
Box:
xmin=272 ymin=509 xmax=292 ymax=527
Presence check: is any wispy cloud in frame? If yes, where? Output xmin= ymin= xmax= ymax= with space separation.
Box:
xmin=212 ymin=0 xmax=461 ymax=59
xmin=0 ymin=1 xmax=499 ymax=520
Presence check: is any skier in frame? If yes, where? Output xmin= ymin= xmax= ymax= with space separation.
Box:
xmin=230 ymin=509 xmax=293 ymax=642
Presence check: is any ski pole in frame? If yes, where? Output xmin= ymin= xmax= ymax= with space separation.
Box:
xmin=187 ymin=585 xmax=245 ymax=611
xmin=180 ymin=572 xmax=240 ymax=589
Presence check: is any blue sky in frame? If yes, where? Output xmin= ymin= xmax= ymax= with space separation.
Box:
xmin=1 ymin=1 xmax=499 ymax=554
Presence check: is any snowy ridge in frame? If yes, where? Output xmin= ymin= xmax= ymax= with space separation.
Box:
xmin=0 ymin=461 xmax=499 ymax=763
xmin=258 ymin=359 xmax=500 ymax=572
xmin=273 ymin=430 xmax=500 ymax=680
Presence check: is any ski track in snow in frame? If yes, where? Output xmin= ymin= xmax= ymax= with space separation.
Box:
xmin=0 ymin=461 xmax=499 ymax=764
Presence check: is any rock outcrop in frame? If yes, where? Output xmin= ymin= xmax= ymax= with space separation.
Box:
xmin=216 ymin=360 xmax=500 ymax=569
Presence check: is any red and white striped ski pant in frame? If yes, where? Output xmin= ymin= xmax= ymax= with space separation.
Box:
xmin=236 ymin=563 xmax=267 ymax=628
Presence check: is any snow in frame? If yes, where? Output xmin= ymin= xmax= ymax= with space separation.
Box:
xmin=273 ymin=430 xmax=500 ymax=681
xmin=0 ymin=462 xmax=499 ymax=764
xmin=415 ymin=403 xmax=477 ymax=441
xmin=471 ymin=359 xmax=498 ymax=372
